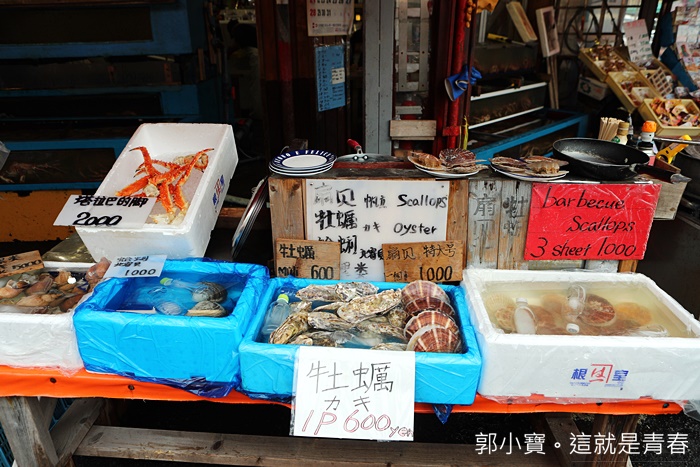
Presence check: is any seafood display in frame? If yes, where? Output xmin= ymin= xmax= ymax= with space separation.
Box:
xmin=647 ymin=98 xmax=700 ymax=127
xmin=264 ymin=280 xmax=464 ymax=354
xmin=490 ymin=155 xmax=568 ymax=177
xmin=115 ymin=146 xmax=212 ymax=225
xmin=408 ymin=149 xmax=489 ymax=175
xmin=482 ymin=284 xmax=696 ymax=338
xmin=0 ymin=257 xmax=111 ymax=314
xmin=117 ymin=275 xmax=243 ymax=318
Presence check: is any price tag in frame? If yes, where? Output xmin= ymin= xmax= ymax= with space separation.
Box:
xmin=0 ymin=250 xmax=43 ymax=278
xmin=104 ymin=255 xmax=166 ymax=279
xmin=53 ymin=195 xmax=156 ymax=228
xmin=382 ymin=241 xmax=463 ymax=283
xmin=525 ymin=184 xmax=660 ymax=261
xmin=275 ymin=239 xmax=340 ymax=279
xmin=292 ymin=347 xmax=415 ymax=441
xmin=624 ymin=20 xmax=653 ymax=65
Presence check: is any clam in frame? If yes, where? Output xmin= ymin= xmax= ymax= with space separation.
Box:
xmin=192 ymin=282 xmax=227 ymax=303
xmin=407 ymin=325 xmax=462 ymax=353
xmin=404 ymin=310 xmax=459 ymax=339
xmin=53 ymin=270 xmax=73 ymax=286
xmin=186 ymin=301 xmax=228 ymax=317
xmin=404 ymin=295 xmax=455 ymax=317
xmin=401 ymin=280 xmax=450 ymax=306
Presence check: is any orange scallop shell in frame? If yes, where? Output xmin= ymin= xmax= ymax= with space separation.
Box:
xmin=613 ymin=302 xmax=653 ymax=326
xmin=407 ymin=325 xmax=462 ymax=353
xmin=580 ymin=294 xmax=616 ymax=327
xmin=401 ymin=280 xmax=450 ymax=306
xmin=404 ymin=295 xmax=455 ymax=317
xmin=404 ymin=310 xmax=459 ymax=339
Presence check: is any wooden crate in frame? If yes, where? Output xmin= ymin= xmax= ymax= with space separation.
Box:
xmin=605 ymin=71 xmax=660 ymax=113
xmin=638 ymin=98 xmax=700 ymax=137
xmin=578 ymin=48 xmax=636 ymax=81
xmin=632 ymin=58 xmax=675 ymax=96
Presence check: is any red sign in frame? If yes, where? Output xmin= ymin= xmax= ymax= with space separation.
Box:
xmin=525 ymin=183 xmax=660 ymax=261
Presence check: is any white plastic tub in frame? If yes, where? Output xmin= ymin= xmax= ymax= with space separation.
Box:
xmin=76 ymin=123 xmax=238 ymax=260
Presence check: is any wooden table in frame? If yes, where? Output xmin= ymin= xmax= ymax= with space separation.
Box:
xmin=0 ymin=366 xmax=682 ymax=467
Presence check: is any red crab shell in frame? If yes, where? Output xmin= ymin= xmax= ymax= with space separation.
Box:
xmin=404 ymin=310 xmax=459 ymax=339
xmin=579 ymin=294 xmax=617 ymax=327
xmin=401 ymin=280 xmax=451 ymax=306
xmin=404 ymin=295 xmax=455 ymax=317
xmin=407 ymin=325 xmax=462 ymax=353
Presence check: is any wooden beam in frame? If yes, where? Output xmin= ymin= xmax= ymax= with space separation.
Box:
xmin=51 ymin=398 xmax=104 ymax=465
xmin=585 ymin=414 xmax=640 ymax=466
xmin=389 ymin=120 xmax=437 ymax=140
xmin=531 ymin=413 xmax=588 ymax=466
xmin=0 ymin=396 xmax=59 ymax=466
xmin=76 ymin=425 xmax=562 ymax=466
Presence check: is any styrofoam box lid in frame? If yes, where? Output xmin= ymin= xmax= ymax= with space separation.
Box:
xmin=76 ymin=123 xmax=237 ymax=234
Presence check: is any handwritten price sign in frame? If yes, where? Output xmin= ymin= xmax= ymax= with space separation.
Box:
xmin=292 ymin=347 xmax=415 ymax=441
xmin=525 ymin=184 xmax=660 ymax=260
xmin=54 ymin=195 xmax=156 ymax=229
xmin=104 ymin=255 xmax=166 ymax=279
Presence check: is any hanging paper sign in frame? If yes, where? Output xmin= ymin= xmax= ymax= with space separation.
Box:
xmin=524 ymin=184 xmax=660 ymax=261
xmin=0 ymin=251 xmax=43 ymax=278
xmin=275 ymin=238 xmax=341 ymax=279
xmin=382 ymin=241 xmax=464 ymax=283
xmin=53 ymin=195 xmax=156 ymax=229
xmin=292 ymin=346 xmax=415 ymax=441
xmin=307 ymin=0 xmax=354 ymax=36
xmin=104 ymin=255 xmax=167 ymax=279
xmin=315 ymin=45 xmax=346 ymax=112
xmin=624 ymin=20 xmax=653 ymax=65
xmin=305 ymin=179 xmax=450 ymax=281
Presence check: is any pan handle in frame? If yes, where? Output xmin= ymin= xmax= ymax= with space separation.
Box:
xmin=633 ymin=164 xmax=692 ymax=184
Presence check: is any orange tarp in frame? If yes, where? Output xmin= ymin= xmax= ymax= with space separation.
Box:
xmin=0 ymin=366 xmax=682 ymax=416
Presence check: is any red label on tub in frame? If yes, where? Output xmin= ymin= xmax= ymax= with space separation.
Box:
xmin=524 ymin=183 xmax=660 ymax=261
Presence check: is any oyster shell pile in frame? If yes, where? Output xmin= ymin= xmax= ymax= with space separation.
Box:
xmin=266 ymin=280 xmax=463 ymax=354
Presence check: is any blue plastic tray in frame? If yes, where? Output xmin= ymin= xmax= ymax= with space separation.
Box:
xmin=239 ymin=277 xmax=482 ymax=405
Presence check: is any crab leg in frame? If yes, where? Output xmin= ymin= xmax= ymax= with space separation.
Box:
xmin=116 ymin=175 xmax=150 ymax=197
xmin=171 ymin=148 xmax=212 ymax=212
xmin=158 ymin=182 xmax=174 ymax=215
xmin=131 ymin=146 xmax=159 ymax=179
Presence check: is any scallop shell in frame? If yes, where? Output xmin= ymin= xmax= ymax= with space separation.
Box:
xmin=494 ymin=307 xmax=515 ymax=332
xmin=401 ymin=280 xmax=450 ymax=306
xmin=404 ymin=296 xmax=455 ymax=317
xmin=483 ymin=293 xmax=516 ymax=314
xmin=540 ymin=294 xmax=571 ymax=317
xmin=336 ymin=289 xmax=401 ymax=324
xmin=407 ymin=325 xmax=462 ymax=353
xmin=404 ymin=310 xmax=459 ymax=339
xmin=580 ymin=294 xmax=616 ymax=327
xmin=186 ymin=301 xmax=227 ymax=317
xmin=307 ymin=311 xmax=354 ymax=331
xmin=613 ymin=302 xmax=653 ymax=326
xmin=269 ymin=311 xmax=309 ymax=344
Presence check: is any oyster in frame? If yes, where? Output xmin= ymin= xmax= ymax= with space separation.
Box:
xmin=371 ymin=343 xmax=408 ymax=351
xmin=192 ymin=282 xmax=227 ymax=303
xmin=301 ymin=331 xmax=343 ymax=347
xmin=295 ymin=282 xmax=379 ymax=302
xmin=335 ymin=282 xmax=379 ymax=301
xmin=186 ymin=300 xmax=227 ymax=317
xmin=407 ymin=325 xmax=462 ymax=353
xmin=269 ymin=311 xmax=309 ymax=344
xmin=401 ymin=280 xmax=451 ymax=306
xmin=387 ymin=307 xmax=409 ymax=328
xmin=354 ymin=320 xmax=406 ymax=341
xmin=307 ymin=311 xmax=354 ymax=331
xmin=404 ymin=310 xmax=459 ymax=339
xmin=336 ymin=289 xmax=401 ymax=324
xmin=290 ymin=300 xmax=312 ymax=315
xmin=295 ymin=284 xmax=340 ymax=302
xmin=289 ymin=335 xmax=313 ymax=346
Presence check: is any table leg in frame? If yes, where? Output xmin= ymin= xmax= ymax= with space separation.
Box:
xmin=586 ymin=413 xmax=639 ymax=466
xmin=0 ymin=396 xmax=59 ymax=467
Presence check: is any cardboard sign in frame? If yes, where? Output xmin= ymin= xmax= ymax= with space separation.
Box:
xmin=624 ymin=19 xmax=653 ymax=65
xmin=104 ymin=255 xmax=167 ymax=279
xmin=383 ymin=241 xmax=463 ymax=283
xmin=525 ymin=184 xmax=660 ymax=261
xmin=305 ymin=179 xmax=450 ymax=282
xmin=0 ymin=250 xmax=43 ymax=278
xmin=275 ymin=239 xmax=341 ymax=279
xmin=292 ymin=347 xmax=415 ymax=441
xmin=54 ymin=194 xmax=156 ymax=228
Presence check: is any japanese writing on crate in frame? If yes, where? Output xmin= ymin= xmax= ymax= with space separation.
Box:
xmin=307 ymin=0 xmax=354 ymax=36
xmin=315 ymin=45 xmax=346 ymax=112
xmin=570 ymin=364 xmax=629 ymax=389
xmin=474 ymin=432 xmax=689 ymax=456
xmin=305 ymin=179 xmax=449 ymax=281
xmin=212 ymin=174 xmax=226 ymax=209
xmin=293 ymin=347 xmax=414 ymax=441
xmin=73 ymin=195 xmax=150 ymax=208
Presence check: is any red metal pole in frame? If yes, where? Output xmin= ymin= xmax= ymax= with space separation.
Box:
xmin=445 ymin=0 xmax=468 ymax=149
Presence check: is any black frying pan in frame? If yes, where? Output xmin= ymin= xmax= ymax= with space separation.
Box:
xmin=552 ymin=138 xmax=691 ymax=184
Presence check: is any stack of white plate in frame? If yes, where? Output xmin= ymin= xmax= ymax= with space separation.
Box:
xmin=269 ymin=150 xmax=336 ymax=176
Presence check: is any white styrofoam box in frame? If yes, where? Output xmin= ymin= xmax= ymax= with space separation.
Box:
xmin=462 ymin=269 xmax=700 ymax=403
xmin=76 ymin=123 xmax=238 ymax=260
xmin=0 ymin=262 xmax=93 ymax=372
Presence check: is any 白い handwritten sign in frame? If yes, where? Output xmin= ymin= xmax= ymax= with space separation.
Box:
xmin=292 ymin=346 xmax=415 ymax=441
xmin=54 ymin=194 xmax=157 ymax=228
xmin=104 ymin=255 xmax=167 ymax=279
xmin=305 ymin=179 xmax=450 ymax=282
xmin=275 ymin=239 xmax=341 ymax=280
xmin=525 ymin=184 xmax=660 ymax=261
xmin=383 ymin=241 xmax=464 ymax=283
xmin=0 ymin=250 xmax=43 ymax=278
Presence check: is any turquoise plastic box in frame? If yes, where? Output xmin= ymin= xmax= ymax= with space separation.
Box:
xmin=74 ymin=259 xmax=268 ymax=395
xmin=239 ymin=277 xmax=482 ymax=405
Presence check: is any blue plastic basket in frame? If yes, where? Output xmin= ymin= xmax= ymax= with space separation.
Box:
xmin=0 ymin=424 xmax=13 ymax=467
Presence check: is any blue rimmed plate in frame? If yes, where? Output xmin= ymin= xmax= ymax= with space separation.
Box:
xmin=270 ymin=150 xmax=336 ymax=171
